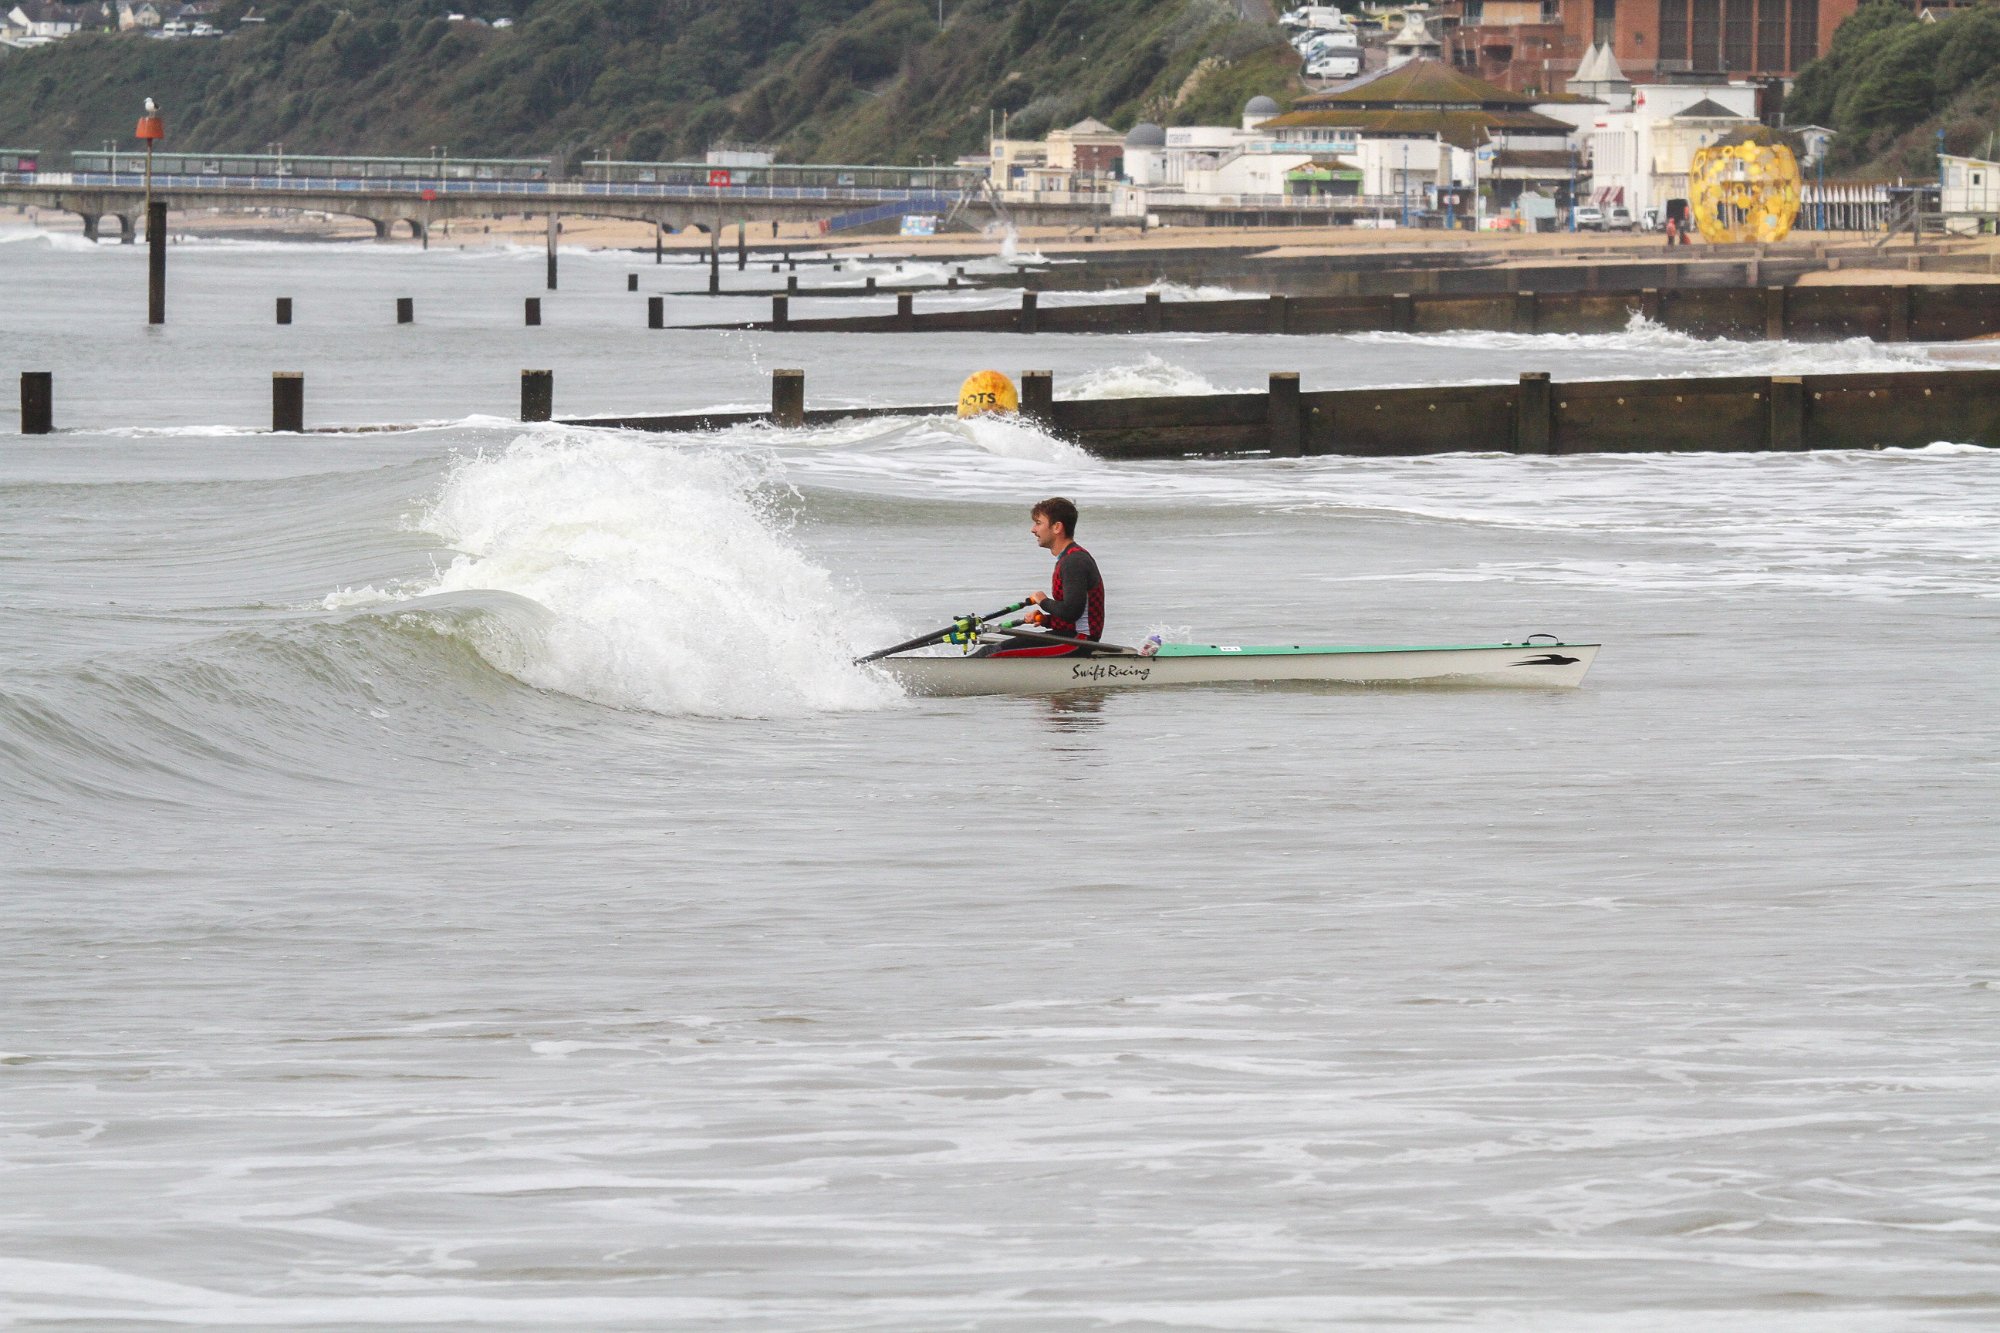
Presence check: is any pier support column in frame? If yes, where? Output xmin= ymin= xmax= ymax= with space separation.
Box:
xmin=117 ymin=214 xmax=136 ymax=245
xmin=1267 ymin=294 xmax=1290 ymax=335
xmin=147 ymin=201 xmax=166 ymax=326
xmin=79 ymin=213 xmax=101 ymax=243
xmin=1267 ymin=372 xmax=1302 ymax=458
xmin=1764 ymin=286 xmax=1787 ymax=341
xmin=20 ymin=372 xmax=52 ymax=435
xmin=771 ymin=369 xmax=805 ymax=428
xmin=1018 ymin=291 xmax=1038 ymax=335
xmin=521 ymin=370 xmax=553 ymax=423
xmin=1515 ymin=372 xmax=1553 ymax=455
xmin=272 ymin=373 xmax=304 ymax=433
xmin=1020 ymin=370 xmax=1054 ymax=424
xmin=1766 ymin=376 xmax=1805 ymax=451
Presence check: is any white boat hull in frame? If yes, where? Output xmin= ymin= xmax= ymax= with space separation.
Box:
xmin=873 ymin=642 xmax=1599 ymax=698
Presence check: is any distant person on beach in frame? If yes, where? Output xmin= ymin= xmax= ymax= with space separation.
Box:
xmin=976 ymin=497 xmax=1104 ymax=658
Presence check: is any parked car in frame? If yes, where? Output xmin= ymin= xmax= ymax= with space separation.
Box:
xmin=1605 ymin=207 xmax=1636 ymax=231
xmin=1573 ymin=205 xmax=1604 ymax=230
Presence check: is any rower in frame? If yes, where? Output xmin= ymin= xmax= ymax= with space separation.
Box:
xmin=978 ymin=497 xmax=1104 ymax=658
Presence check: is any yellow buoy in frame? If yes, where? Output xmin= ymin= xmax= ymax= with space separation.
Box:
xmin=956 ymin=370 xmax=1019 ymax=418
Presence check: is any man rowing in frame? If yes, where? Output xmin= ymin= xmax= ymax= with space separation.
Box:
xmin=978 ymin=497 xmax=1104 ymax=658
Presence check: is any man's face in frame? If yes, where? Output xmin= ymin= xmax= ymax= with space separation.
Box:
xmin=1030 ymin=511 xmax=1063 ymax=550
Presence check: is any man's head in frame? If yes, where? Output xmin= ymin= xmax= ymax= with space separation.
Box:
xmin=1030 ymin=497 xmax=1077 ymax=551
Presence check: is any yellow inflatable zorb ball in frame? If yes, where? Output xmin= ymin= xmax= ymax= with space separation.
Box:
xmin=957 ymin=370 xmax=1019 ymax=418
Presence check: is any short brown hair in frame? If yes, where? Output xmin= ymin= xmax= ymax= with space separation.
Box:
xmin=1032 ymin=496 xmax=1078 ymax=537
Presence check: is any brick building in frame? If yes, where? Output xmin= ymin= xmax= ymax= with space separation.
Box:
xmin=1446 ymin=0 xmax=1862 ymax=93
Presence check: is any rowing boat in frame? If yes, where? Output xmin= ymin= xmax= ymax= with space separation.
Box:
xmin=871 ymin=640 xmax=1599 ymax=697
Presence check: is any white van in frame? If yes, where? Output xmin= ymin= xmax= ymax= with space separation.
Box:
xmin=1307 ymin=52 xmax=1362 ymax=78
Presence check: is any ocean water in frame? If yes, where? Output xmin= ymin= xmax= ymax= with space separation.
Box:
xmin=3 ymin=235 xmax=1998 ymax=1331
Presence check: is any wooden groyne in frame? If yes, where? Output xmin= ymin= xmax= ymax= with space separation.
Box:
xmin=18 ymin=366 xmax=1997 ymax=453
xmin=562 ymin=367 xmax=2000 ymax=458
xmin=704 ymin=283 xmax=2000 ymax=344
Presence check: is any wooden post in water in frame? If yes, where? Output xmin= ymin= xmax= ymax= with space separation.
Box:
xmin=770 ymin=369 xmax=805 ymax=428
xmin=1515 ymin=372 xmax=1552 ymax=454
xmin=275 ymin=297 xmax=292 ymax=325
xmin=525 ymin=297 xmax=541 ymax=326
xmin=396 ymin=297 xmax=414 ymax=324
xmin=1391 ymin=292 xmax=1415 ymax=333
xmin=1267 ymin=294 xmax=1290 ymax=335
xmin=1019 ymin=370 xmax=1053 ymax=423
xmin=773 ymin=295 xmax=789 ymax=329
xmin=1019 ymin=290 xmax=1038 ymax=334
xmin=654 ymin=223 xmax=663 ymax=265
xmin=787 ymin=274 xmax=799 ymax=295
xmin=19 ymin=371 xmax=52 ymax=434
xmin=147 ymin=201 xmax=166 ymax=326
xmin=865 ymin=276 xmax=877 ymax=292
xmin=737 ymin=221 xmax=746 ymax=271
xmin=546 ymin=213 xmax=559 ymax=291
xmin=1767 ymin=375 xmax=1805 ymax=450
xmin=707 ymin=227 xmax=720 ymax=295
xmin=521 ymin=370 xmax=553 ymax=422
xmin=1889 ymin=288 xmax=1912 ymax=342
xmin=1638 ymin=288 xmax=1661 ymax=325
xmin=896 ymin=292 xmax=914 ymax=330
xmin=627 ymin=273 xmax=638 ymax=292
xmin=1267 ymin=372 xmax=1302 ymax=458
xmin=1513 ymin=290 xmax=1537 ymax=334
xmin=1145 ymin=291 xmax=1163 ymax=332
xmin=272 ymin=372 xmax=304 ymax=432
xmin=1764 ymin=286 xmax=1787 ymax=341
xmin=648 ymin=296 xmax=664 ymax=329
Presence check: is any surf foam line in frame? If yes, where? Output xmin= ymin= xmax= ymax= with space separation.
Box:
xmin=335 ymin=428 xmax=900 ymax=718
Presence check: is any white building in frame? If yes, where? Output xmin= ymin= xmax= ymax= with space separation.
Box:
xmin=1583 ymin=82 xmax=1760 ymax=216
xmin=1941 ymin=154 xmax=2000 ymax=231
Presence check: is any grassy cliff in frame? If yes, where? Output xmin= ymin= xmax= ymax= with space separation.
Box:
xmin=0 ymin=0 xmax=1301 ymax=162
xmin=1787 ymin=2 xmax=2000 ymax=177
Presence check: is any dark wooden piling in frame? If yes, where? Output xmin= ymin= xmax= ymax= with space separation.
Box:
xmin=146 ymin=201 xmax=166 ymax=326
xmin=896 ymin=292 xmax=914 ymax=330
xmin=272 ymin=373 xmax=304 ymax=432
xmin=1764 ymin=286 xmax=1787 ymax=341
xmin=627 ymin=273 xmax=638 ymax=292
xmin=1889 ymin=288 xmax=1911 ymax=342
xmin=275 ymin=297 xmax=293 ymax=325
xmin=521 ymin=369 xmax=553 ymax=422
xmin=1020 ymin=370 xmax=1054 ymax=423
xmin=654 ymin=224 xmax=663 ymax=265
xmin=1266 ymin=294 xmax=1290 ymax=335
xmin=1767 ymin=375 xmax=1805 ymax=450
xmin=865 ymin=276 xmax=877 ymax=292
xmin=771 ymin=369 xmax=805 ymax=428
xmin=1145 ymin=291 xmax=1163 ymax=332
xmin=20 ymin=371 xmax=53 ymax=434
xmin=1515 ymin=372 xmax=1552 ymax=454
xmin=770 ymin=262 xmax=781 ymax=274
xmin=1390 ymin=292 xmax=1415 ymax=333
xmin=648 ymin=296 xmax=664 ymax=329
xmin=773 ymin=295 xmax=789 ymax=329
xmin=948 ymin=276 xmax=959 ymax=289
xmin=1638 ymin=288 xmax=1661 ymax=324
xmin=736 ymin=221 xmax=746 ymax=271
xmin=524 ymin=297 xmax=542 ymax=326
xmin=1019 ymin=291 xmax=1039 ymax=335
xmin=707 ymin=231 xmax=720 ymax=296
xmin=545 ymin=214 xmax=558 ymax=292
xmin=396 ymin=297 xmax=414 ymax=324
xmin=1267 ymin=372 xmax=1302 ymax=457
xmin=1513 ymin=291 xmax=1537 ymax=333
xmin=787 ymin=274 xmax=799 ymax=295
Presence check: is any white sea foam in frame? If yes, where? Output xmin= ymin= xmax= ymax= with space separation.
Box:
xmin=1061 ymin=354 xmax=1222 ymax=400
xmin=340 ymin=428 xmax=899 ymax=717
xmin=0 ymin=224 xmax=101 ymax=252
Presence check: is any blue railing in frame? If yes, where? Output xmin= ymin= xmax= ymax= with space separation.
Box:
xmin=824 ymin=193 xmax=961 ymax=232
xmin=52 ymin=172 xmax=967 ymax=206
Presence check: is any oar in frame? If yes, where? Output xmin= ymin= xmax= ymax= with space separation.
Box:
xmin=856 ymin=599 xmax=1031 ymax=663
